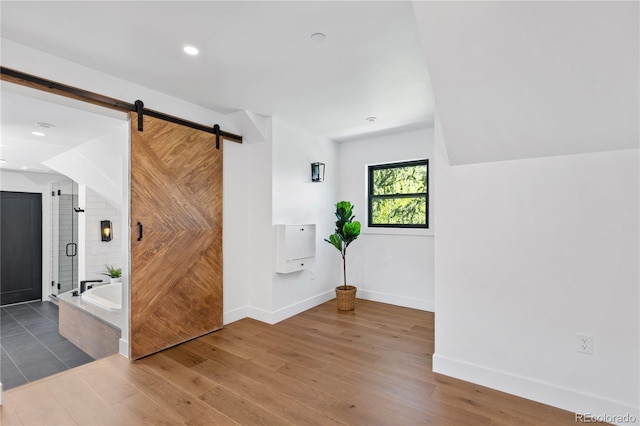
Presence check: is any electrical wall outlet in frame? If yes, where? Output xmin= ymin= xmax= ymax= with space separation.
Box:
xmin=576 ymin=333 xmax=594 ymax=354
xmin=310 ymin=270 xmax=315 ymax=280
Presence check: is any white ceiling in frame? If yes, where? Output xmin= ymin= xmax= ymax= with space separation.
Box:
xmin=2 ymin=2 xmax=635 ymax=170
xmin=414 ymin=1 xmax=639 ymax=165
xmin=0 ymin=83 xmax=127 ymax=173
xmin=0 ymin=1 xmax=434 ymax=143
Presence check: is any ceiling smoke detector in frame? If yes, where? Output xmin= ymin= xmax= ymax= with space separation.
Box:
xmin=365 ymin=117 xmax=378 ymax=122
xmin=310 ymin=33 xmax=326 ymax=43
xmin=35 ymin=122 xmax=55 ymax=128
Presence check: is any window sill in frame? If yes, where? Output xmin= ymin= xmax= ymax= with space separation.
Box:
xmin=361 ymin=227 xmax=434 ymax=237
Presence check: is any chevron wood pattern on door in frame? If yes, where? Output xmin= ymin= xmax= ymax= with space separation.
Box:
xmin=130 ymin=113 xmax=223 ymax=360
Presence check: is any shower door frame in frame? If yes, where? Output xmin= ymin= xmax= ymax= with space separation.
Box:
xmin=51 ymin=180 xmax=79 ymax=297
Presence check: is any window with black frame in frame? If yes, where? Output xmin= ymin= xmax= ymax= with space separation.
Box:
xmin=368 ymin=159 xmax=428 ymax=228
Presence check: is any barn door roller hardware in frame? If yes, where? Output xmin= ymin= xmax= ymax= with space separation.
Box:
xmin=214 ymin=124 xmax=221 ymax=150
xmin=0 ymin=67 xmax=243 ymax=146
xmin=135 ymin=100 xmax=144 ymax=132
xmin=133 ymin=99 xmax=233 ymax=149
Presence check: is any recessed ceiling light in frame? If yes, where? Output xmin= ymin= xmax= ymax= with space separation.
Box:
xmin=310 ymin=33 xmax=326 ymax=43
xmin=365 ymin=117 xmax=378 ymax=122
xmin=21 ymin=166 xmax=29 ymax=170
xmin=0 ymin=159 xmax=7 ymax=164
xmin=32 ymin=131 xmax=46 ymax=136
xmin=35 ymin=122 xmax=55 ymax=128
xmin=183 ymin=45 xmax=199 ymax=55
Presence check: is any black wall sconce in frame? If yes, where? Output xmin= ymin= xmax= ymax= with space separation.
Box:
xmin=311 ymin=162 xmax=325 ymax=182
xmin=101 ymin=220 xmax=113 ymax=242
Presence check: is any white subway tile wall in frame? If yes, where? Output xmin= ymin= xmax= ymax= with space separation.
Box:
xmin=84 ymin=187 xmax=123 ymax=282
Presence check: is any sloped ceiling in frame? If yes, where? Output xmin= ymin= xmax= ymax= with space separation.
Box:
xmin=413 ymin=1 xmax=639 ymax=165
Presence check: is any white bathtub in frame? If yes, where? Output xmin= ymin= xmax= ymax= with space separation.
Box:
xmin=82 ymin=282 xmax=122 ymax=312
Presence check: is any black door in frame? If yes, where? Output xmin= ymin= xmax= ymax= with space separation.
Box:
xmin=1 ymin=191 xmax=42 ymax=305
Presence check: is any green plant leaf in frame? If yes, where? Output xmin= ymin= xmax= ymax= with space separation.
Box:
xmin=325 ymin=233 xmax=343 ymax=252
xmin=342 ymin=221 xmax=361 ymax=247
xmin=335 ymin=201 xmax=353 ymax=215
xmin=103 ymin=264 xmax=122 ymax=278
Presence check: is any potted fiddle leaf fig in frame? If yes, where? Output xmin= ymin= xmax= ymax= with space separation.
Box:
xmin=325 ymin=201 xmax=361 ymax=311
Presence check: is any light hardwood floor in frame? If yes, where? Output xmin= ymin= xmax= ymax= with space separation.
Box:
xmin=1 ymin=299 xmax=585 ymax=425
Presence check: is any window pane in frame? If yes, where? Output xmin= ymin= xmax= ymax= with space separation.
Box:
xmin=371 ymin=197 xmax=427 ymax=225
xmin=373 ymin=164 xmax=426 ymax=196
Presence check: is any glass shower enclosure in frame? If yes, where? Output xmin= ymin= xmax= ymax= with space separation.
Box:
xmin=51 ymin=178 xmax=79 ymax=297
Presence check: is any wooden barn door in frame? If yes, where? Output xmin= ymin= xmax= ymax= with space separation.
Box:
xmin=130 ymin=113 xmax=223 ymax=359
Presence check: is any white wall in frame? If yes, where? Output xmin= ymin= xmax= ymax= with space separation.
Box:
xmin=221 ymin=137 xmax=250 ymax=324
xmin=339 ymin=128 xmax=434 ymax=311
xmin=226 ymin=117 xmax=341 ymax=325
xmin=0 ymin=170 xmax=59 ymax=300
xmin=242 ymin=122 xmax=274 ymax=322
xmin=270 ymin=117 xmax=340 ymax=321
xmin=82 ymin=187 xmax=123 ymax=282
xmin=433 ymin=118 xmax=640 ymax=422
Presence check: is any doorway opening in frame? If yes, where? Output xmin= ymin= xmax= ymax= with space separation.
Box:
xmin=0 ymin=81 xmax=129 ymax=391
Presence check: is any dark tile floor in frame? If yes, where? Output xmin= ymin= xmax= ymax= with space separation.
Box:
xmin=1 ymin=301 xmax=94 ymax=391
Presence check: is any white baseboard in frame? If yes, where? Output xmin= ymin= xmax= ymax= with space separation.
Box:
xmin=433 ymin=354 xmax=640 ymax=426
xmin=223 ymin=306 xmax=249 ymax=325
xmin=247 ymin=289 xmax=335 ymax=325
xmin=225 ymin=289 xmax=431 ymax=325
xmin=246 ymin=306 xmax=274 ymax=324
xmin=358 ymin=289 xmax=434 ymax=312
xmin=118 ymin=338 xmax=129 ymax=358
xmin=270 ymin=290 xmax=334 ymax=324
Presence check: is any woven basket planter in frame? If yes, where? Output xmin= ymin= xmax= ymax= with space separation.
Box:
xmin=335 ymin=285 xmax=357 ymax=311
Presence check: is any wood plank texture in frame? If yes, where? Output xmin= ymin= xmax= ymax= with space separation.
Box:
xmin=1 ymin=299 xmax=588 ymax=425
xmin=130 ymin=113 xmax=223 ymax=359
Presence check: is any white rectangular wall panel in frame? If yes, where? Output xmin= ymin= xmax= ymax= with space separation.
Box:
xmin=275 ymin=224 xmax=315 ymax=273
